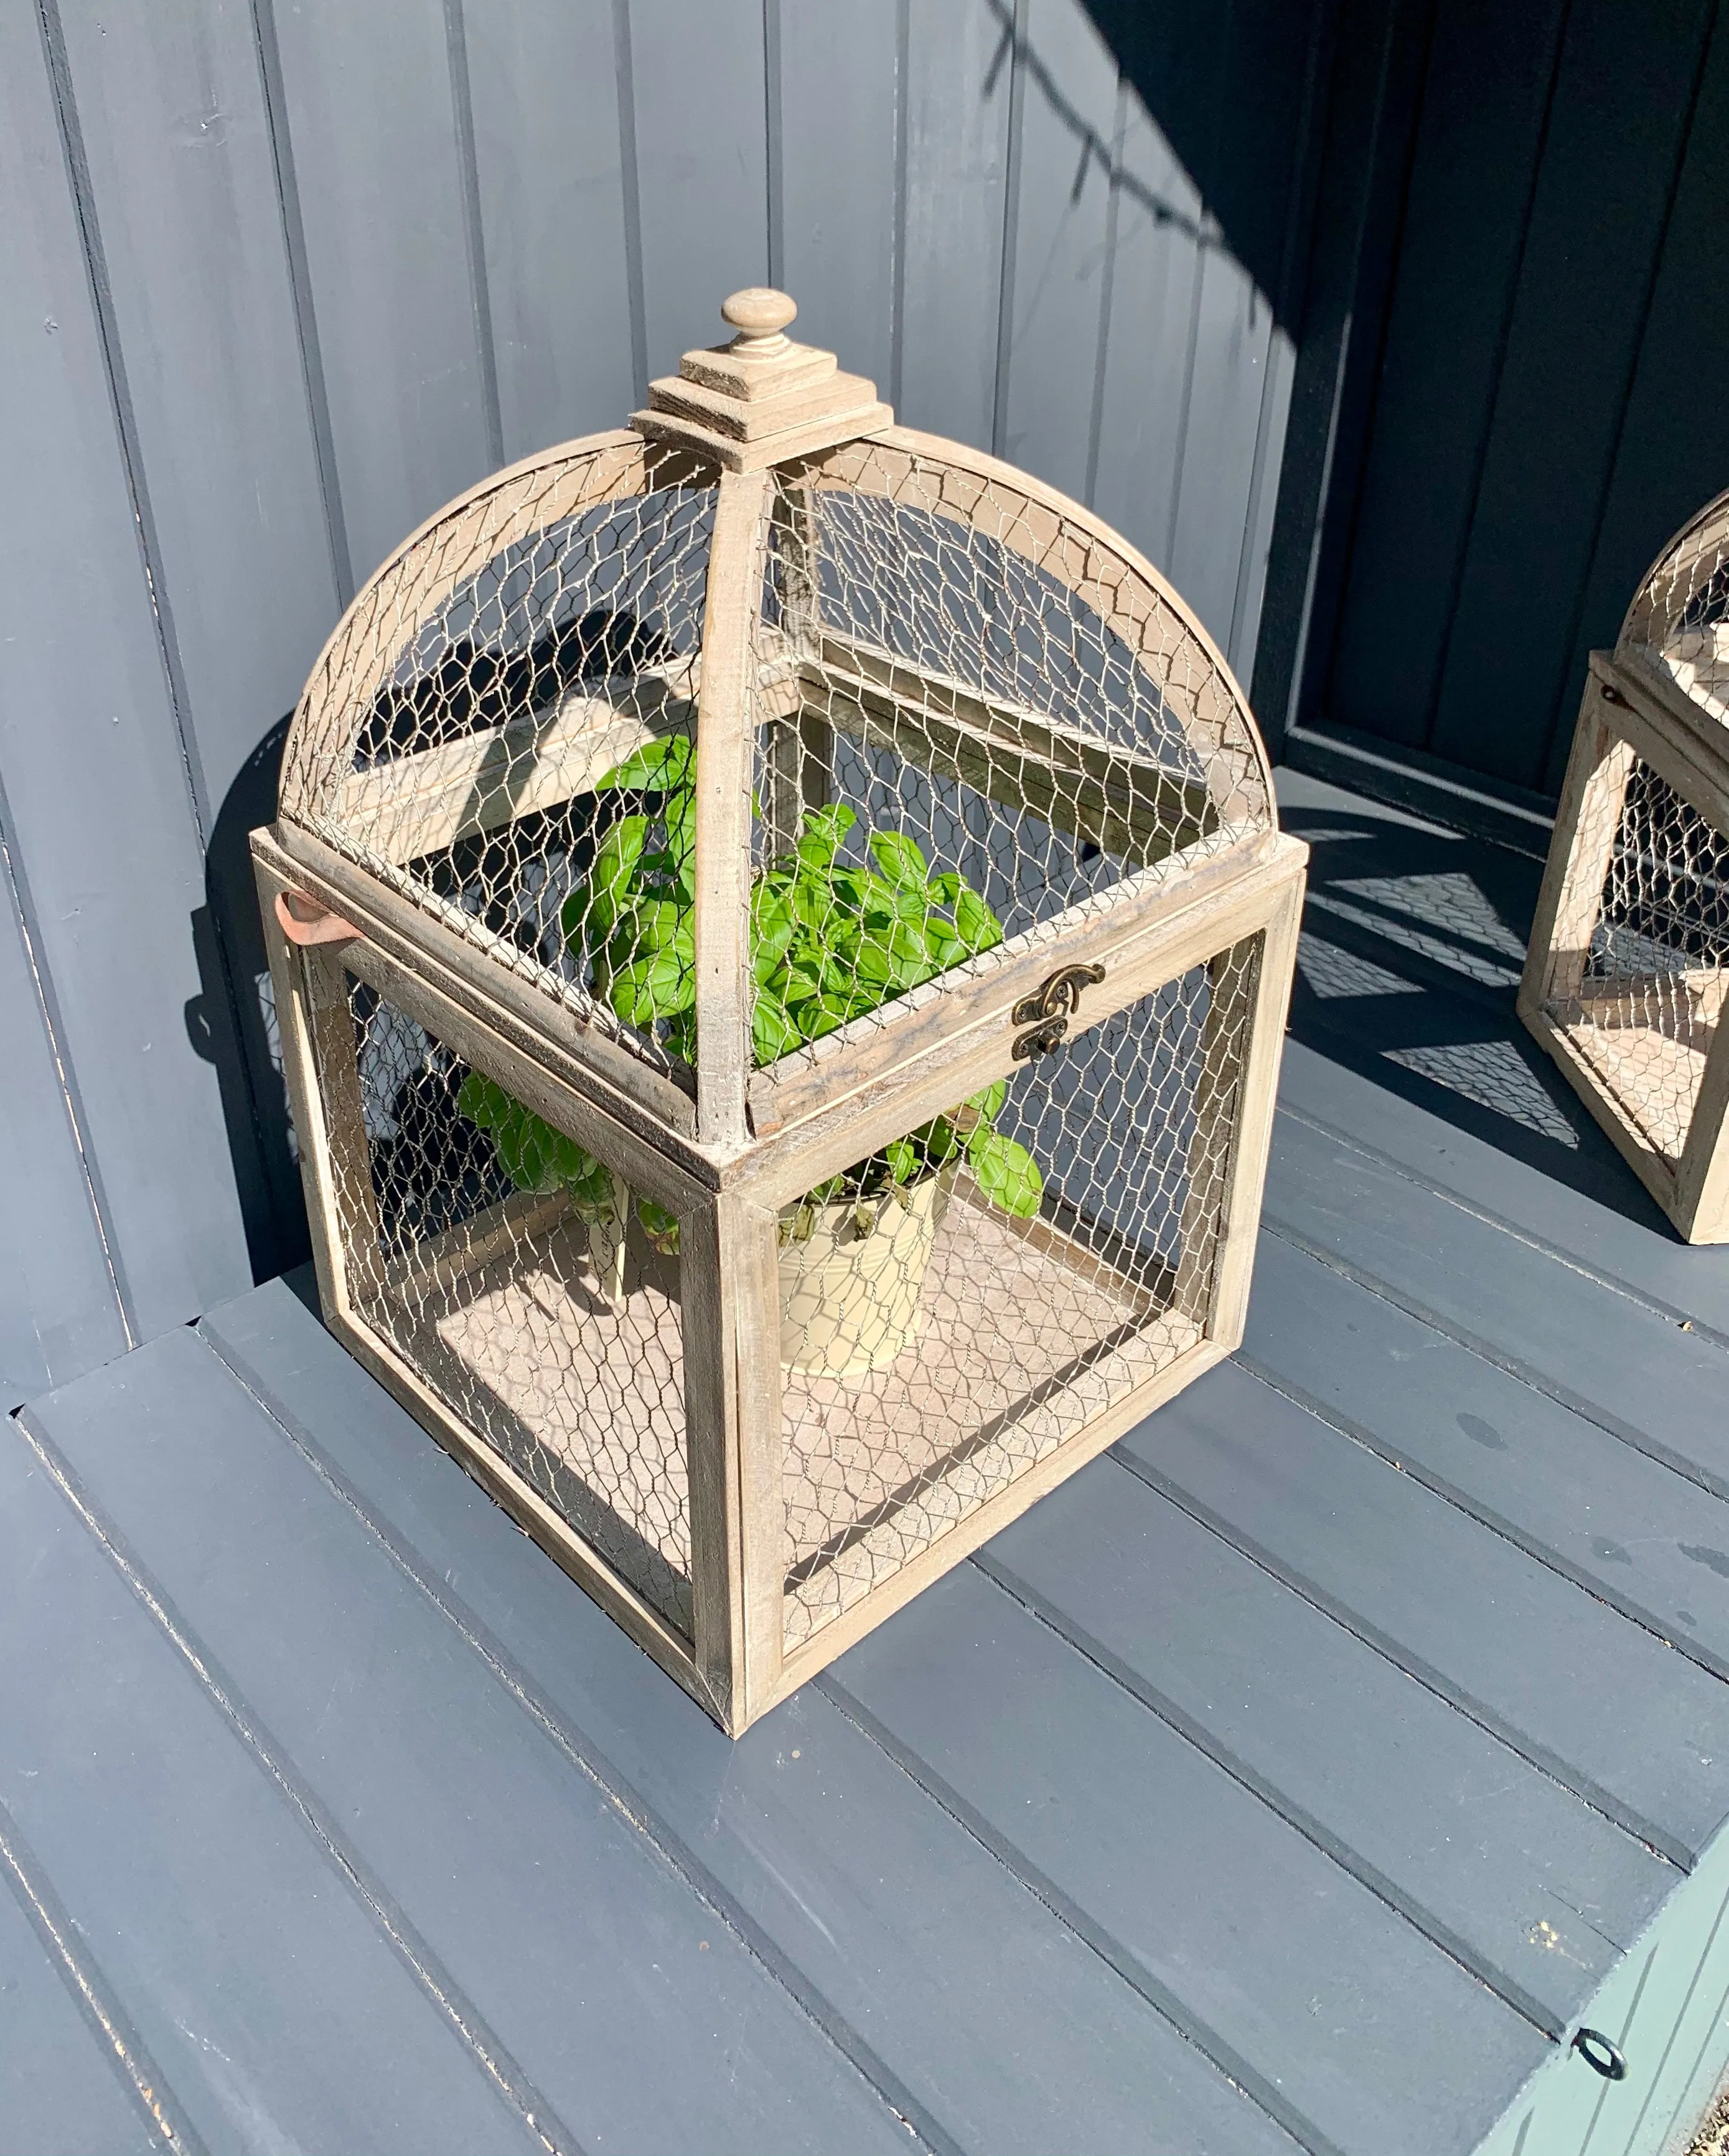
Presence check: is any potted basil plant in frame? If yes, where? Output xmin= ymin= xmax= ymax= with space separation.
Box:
xmin=458 ymin=732 xmax=1044 ymax=1374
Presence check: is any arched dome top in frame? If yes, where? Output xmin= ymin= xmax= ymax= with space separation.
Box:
xmin=1617 ymin=485 xmax=1729 ymax=725
xmin=275 ymin=292 xmax=1277 ymax=1100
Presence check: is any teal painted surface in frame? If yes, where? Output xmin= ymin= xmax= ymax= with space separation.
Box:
xmin=1474 ymin=1814 xmax=1729 ymax=2155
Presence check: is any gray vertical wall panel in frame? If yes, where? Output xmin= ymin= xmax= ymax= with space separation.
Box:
xmin=996 ymin=0 xmax=1117 ymax=498
xmin=897 ymin=0 xmax=1013 ymax=448
xmin=775 ymin=1 xmax=899 ymax=396
xmin=1325 ymin=0 xmax=1570 ymax=752
xmin=628 ymin=0 xmax=767 ymax=380
xmin=1426 ymin=0 xmax=1715 ymax=790
xmin=466 ymin=1 xmax=637 ymax=462
xmin=0 ymin=0 xmax=252 ymax=1346
xmin=1547 ymin=4 xmax=1729 ymax=795
xmin=1090 ymin=88 xmax=1205 ymax=576
xmin=0 ymin=871 xmax=125 ymax=1410
xmin=1229 ymin=324 xmax=1298 ymax=683
xmin=54 ymin=0 xmax=341 ymax=815
xmin=1168 ymin=247 xmax=1277 ymax=652
xmin=268 ymin=0 xmax=495 ymax=586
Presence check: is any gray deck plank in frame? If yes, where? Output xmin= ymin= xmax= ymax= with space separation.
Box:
xmin=1115 ymin=1359 xmax=1729 ymax=1867
xmin=0 ymin=1845 xmax=162 ymax=2156
xmin=1245 ymin=1229 xmax=1729 ymax=1681
xmin=1277 ymin=1041 xmax=1729 ymax=1342
xmin=978 ymin=1451 xmax=1675 ymax=2037
xmin=29 ymin=1322 xmax=914 ymax=2156
xmin=1262 ymin=1110 xmax=1729 ymax=1500
xmin=203 ymin=1276 xmax=1300 ymax=2156
xmin=0 ymin=1415 xmax=546 ymax=2156
xmin=828 ymin=1562 xmax=1546 ymax=2156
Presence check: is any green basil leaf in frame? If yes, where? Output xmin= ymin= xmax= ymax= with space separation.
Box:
xmin=456 ymin=1069 xmax=509 ymax=1130
xmin=966 ymin=1129 xmax=1044 ymax=1217
xmin=598 ymin=731 xmax=693 ymax=791
xmin=954 ymin=887 xmax=1005 ymax=955
xmin=626 ymin=898 xmax=690 ymax=958
xmin=750 ymin=884 xmax=797 ymax=973
xmin=575 ymin=815 xmax=649 ymax=944
xmin=924 ymin=920 xmax=967 ymax=968
xmin=869 ymin=829 xmax=930 ymax=891
xmin=968 ymin=1079 xmax=1008 ymax=1123
xmin=751 ymin=989 xmax=800 ymax=1066
xmin=795 ymin=800 xmax=856 ymax=868
xmin=607 ymin=945 xmax=695 ymax=1028
xmin=884 ymin=1138 xmax=922 ymax=1184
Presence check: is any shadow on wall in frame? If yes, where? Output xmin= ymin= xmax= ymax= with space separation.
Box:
xmin=1077 ymin=0 xmax=1321 ymax=320
xmin=185 ymin=715 xmax=309 ymax=1288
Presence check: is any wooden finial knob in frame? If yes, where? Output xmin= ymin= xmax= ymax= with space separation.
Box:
xmin=722 ymin=288 xmax=798 ymax=352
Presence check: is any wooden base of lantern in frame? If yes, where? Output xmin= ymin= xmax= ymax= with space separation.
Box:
xmin=1520 ymin=649 xmax=1729 ymax=1244
xmin=254 ymin=820 xmax=1303 ymax=1734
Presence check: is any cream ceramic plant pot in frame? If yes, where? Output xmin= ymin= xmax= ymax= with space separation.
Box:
xmin=777 ymin=1164 xmax=957 ymax=1378
xmin=586 ymin=1165 xmax=954 ymax=1378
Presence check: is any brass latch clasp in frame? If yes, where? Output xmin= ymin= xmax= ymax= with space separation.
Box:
xmin=1010 ymin=962 xmax=1105 ymax=1061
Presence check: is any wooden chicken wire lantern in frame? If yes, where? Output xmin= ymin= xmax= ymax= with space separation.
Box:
xmin=1521 ymin=488 xmax=1729 ymax=1243
xmin=253 ymin=288 xmax=1307 ymax=1733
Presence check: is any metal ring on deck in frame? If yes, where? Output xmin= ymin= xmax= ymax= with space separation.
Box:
xmin=1572 ymin=2027 xmax=1628 ymax=2081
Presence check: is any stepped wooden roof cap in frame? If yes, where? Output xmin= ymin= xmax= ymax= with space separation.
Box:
xmin=630 ymin=288 xmax=893 ymax=472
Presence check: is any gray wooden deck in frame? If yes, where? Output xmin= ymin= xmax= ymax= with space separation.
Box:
xmin=7 ymin=771 xmax=1729 ymax=2156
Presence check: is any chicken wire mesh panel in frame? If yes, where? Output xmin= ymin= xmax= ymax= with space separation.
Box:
xmin=1548 ymin=759 xmax=1729 ymax=1166
xmin=1622 ymin=487 xmax=1729 ymax=722
xmin=285 ymin=439 xmax=716 ymax=1084
xmin=737 ymin=449 xmax=1270 ymax=1077
xmin=779 ymin=934 xmax=1263 ymax=1649
xmin=314 ymin=975 xmax=693 ymax=1634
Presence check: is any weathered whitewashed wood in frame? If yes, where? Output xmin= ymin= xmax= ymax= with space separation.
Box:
xmin=1518 ymin=681 xmax=1636 ymax=1013
xmin=260 ymin=820 xmax=703 ymax=1147
xmin=807 ymin=635 xmax=1216 ymax=860
xmin=339 ymin=675 xmax=696 ymax=865
xmin=1201 ymin=871 xmax=1304 ymax=1348
xmin=252 ymin=850 xmax=376 ymax=1323
xmin=692 ymin=469 xmax=772 ymax=1148
xmin=262 ymin=284 xmax=1300 ymax=1734
xmin=745 ymin=830 xmax=1298 ymax=1171
xmin=1523 ymin=623 xmax=1729 ymax=1243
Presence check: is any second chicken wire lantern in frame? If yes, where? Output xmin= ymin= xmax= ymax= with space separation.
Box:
xmin=1520 ymin=488 xmax=1729 ymax=1243
xmin=254 ymin=288 xmax=1308 ymax=1733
